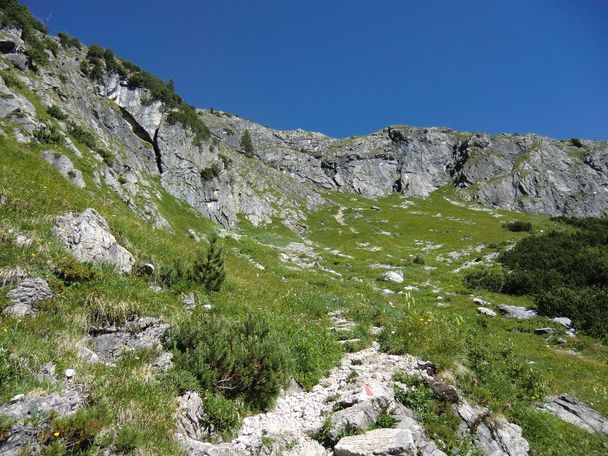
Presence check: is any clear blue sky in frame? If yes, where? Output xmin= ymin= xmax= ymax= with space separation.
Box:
xmin=23 ymin=0 xmax=608 ymax=139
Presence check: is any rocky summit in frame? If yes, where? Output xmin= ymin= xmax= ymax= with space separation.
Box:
xmin=1 ymin=2 xmax=608 ymax=456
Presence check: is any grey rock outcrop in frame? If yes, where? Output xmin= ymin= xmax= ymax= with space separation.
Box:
xmin=53 ymin=208 xmax=135 ymax=274
xmin=456 ymin=401 xmax=529 ymax=456
xmin=542 ymin=394 xmax=608 ymax=434
xmin=477 ymin=307 xmax=497 ymax=317
xmin=334 ymin=428 xmax=416 ymax=456
xmin=3 ymin=277 xmax=52 ymax=317
xmin=89 ymin=316 xmax=169 ymax=362
xmin=497 ymin=305 xmax=537 ymax=320
xmin=0 ymin=384 xmax=86 ymax=455
xmin=41 ymin=151 xmax=86 ymax=188
xmin=328 ymin=383 xmax=394 ymax=441
xmin=175 ymin=391 xmax=210 ymax=447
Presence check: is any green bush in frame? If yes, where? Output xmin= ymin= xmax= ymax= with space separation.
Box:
xmin=569 ymin=138 xmax=583 ymax=148
xmin=0 ymin=69 xmax=22 ymax=89
xmin=67 ymin=122 xmax=97 ymax=149
xmin=536 ymin=287 xmax=608 ymax=343
xmin=46 ymin=105 xmax=67 ymax=120
xmin=504 ymin=221 xmax=532 ymax=232
xmin=192 ymin=234 xmax=226 ymax=292
xmin=34 ymin=124 xmax=64 ymax=145
xmin=240 ymin=130 xmax=254 ymax=157
xmin=166 ymin=104 xmax=210 ymax=144
xmin=57 ymin=31 xmax=81 ymax=50
xmin=200 ymin=163 xmax=221 ymax=181
xmin=127 ymin=71 xmax=180 ymax=107
xmin=393 ymin=373 xmax=465 ymax=453
xmin=165 ymin=314 xmax=292 ymax=411
xmin=97 ymin=148 xmax=115 ymax=167
xmin=462 ymin=267 xmax=505 ymax=292
xmin=204 ymin=392 xmax=244 ymax=440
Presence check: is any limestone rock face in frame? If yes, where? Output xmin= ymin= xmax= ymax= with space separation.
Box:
xmin=542 ymin=394 xmax=608 ymax=434
xmin=53 ymin=208 xmax=135 ymax=274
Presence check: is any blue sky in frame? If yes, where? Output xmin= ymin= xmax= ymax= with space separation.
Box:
xmin=23 ymin=0 xmax=608 ymax=139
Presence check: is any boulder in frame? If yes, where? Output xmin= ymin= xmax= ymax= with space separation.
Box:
xmin=334 ymin=428 xmax=416 ymax=456
xmin=381 ymin=270 xmax=404 ymax=283
xmin=542 ymin=394 xmax=608 ymax=434
xmin=477 ymin=307 xmax=497 ymax=317
xmin=456 ymin=401 xmax=529 ymax=456
xmin=53 ymin=208 xmax=135 ymax=274
xmin=552 ymin=317 xmax=573 ymax=328
xmin=329 ymin=383 xmax=395 ymax=441
xmin=497 ymin=305 xmax=537 ymax=320
xmin=41 ymin=151 xmax=86 ymax=188
xmin=3 ymin=277 xmax=52 ymax=317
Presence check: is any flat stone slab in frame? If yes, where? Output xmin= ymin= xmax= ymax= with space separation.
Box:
xmin=334 ymin=428 xmax=416 ymax=456
xmin=542 ymin=394 xmax=608 ymax=434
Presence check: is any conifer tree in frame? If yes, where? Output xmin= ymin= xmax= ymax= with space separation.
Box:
xmin=240 ymin=129 xmax=254 ymax=157
xmin=192 ymin=233 xmax=226 ymax=292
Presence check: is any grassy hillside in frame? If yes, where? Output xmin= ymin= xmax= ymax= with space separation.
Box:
xmin=1 ymin=125 xmax=608 ymax=453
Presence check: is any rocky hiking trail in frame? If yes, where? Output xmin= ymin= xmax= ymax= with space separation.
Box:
xmin=174 ymin=314 xmax=529 ymax=456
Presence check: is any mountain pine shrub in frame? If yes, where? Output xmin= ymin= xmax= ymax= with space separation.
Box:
xmin=57 ymin=32 xmax=81 ymax=50
xmin=240 ymin=130 xmax=254 ymax=157
xmin=192 ymin=234 xmax=226 ymax=292
xmin=503 ymin=220 xmax=532 ymax=232
xmin=46 ymin=105 xmax=67 ymax=120
xmin=165 ymin=314 xmax=292 ymax=411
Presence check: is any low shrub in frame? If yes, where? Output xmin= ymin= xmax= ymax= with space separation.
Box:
xmin=569 ymin=137 xmax=583 ymax=148
xmin=46 ymin=105 xmax=67 ymax=120
xmin=165 ymin=314 xmax=292 ymax=411
xmin=192 ymin=234 xmax=226 ymax=292
xmin=462 ymin=267 xmax=505 ymax=292
xmin=57 ymin=31 xmax=81 ymax=50
xmin=504 ymin=221 xmax=532 ymax=232
xmin=166 ymin=104 xmax=210 ymax=144
xmin=536 ymin=287 xmax=608 ymax=343
xmin=393 ymin=373 xmax=465 ymax=453
xmin=34 ymin=124 xmax=64 ymax=145
xmin=200 ymin=163 xmax=221 ymax=181
xmin=68 ymin=122 xmax=97 ymax=149
xmin=97 ymin=148 xmax=115 ymax=167
xmin=204 ymin=392 xmax=244 ymax=440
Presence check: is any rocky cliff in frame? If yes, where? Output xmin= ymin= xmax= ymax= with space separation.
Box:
xmin=1 ymin=21 xmax=606 ymax=236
